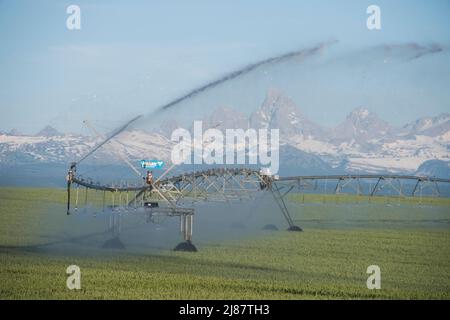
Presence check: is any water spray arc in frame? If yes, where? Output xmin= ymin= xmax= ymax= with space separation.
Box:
xmin=73 ymin=42 xmax=335 ymax=166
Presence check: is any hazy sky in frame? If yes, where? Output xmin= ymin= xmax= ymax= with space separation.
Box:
xmin=0 ymin=0 xmax=449 ymax=134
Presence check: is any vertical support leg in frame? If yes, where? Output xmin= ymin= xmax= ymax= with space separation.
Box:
xmin=67 ymin=181 xmax=71 ymax=215
xmin=75 ymin=186 xmax=79 ymax=211
xmin=102 ymin=210 xmax=125 ymax=249
xmin=102 ymin=191 xmax=106 ymax=212
xmin=111 ymin=211 xmax=120 ymax=237
xmin=174 ymin=213 xmax=197 ymax=252
xmin=84 ymin=187 xmax=88 ymax=213
xmin=180 ymin=214 xmax=193 ymax=241
xmin=357 ymin=178 xmax=362 ymax=196
xmin=398 ymin=179 xmax=404 ymax=197
xmin=180 ymin=215 xmax=186 ymax=237
xmin=184 ymin=214 xmax=193 ymax=241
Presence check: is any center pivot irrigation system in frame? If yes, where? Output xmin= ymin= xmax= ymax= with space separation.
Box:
xmin=65 ymin=44 xmax=450 ymax=251
xmin=66 ymin=151 xmax=450 ymax=251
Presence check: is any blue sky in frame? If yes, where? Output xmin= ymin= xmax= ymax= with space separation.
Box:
xmin=0 ymin=0 xmax=449 ymax=134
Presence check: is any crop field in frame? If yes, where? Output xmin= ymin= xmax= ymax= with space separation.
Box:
xmin=0 ymin=187 xmax=449 ymax=299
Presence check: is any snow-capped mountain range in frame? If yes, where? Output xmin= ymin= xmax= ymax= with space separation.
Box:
xmin=1 ymin=88 xmax=449 ymax=177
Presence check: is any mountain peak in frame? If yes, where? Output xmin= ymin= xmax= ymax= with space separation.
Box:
xmin=262 ymin=88 xmax=299 ymax=113
xmin=249 ymin=88 xmax=325 ymax=138
xmin=347 ymin=107 xmax=373 ymax=121
xmin=36 ymin=125 xmax=62 ymax=137
xmin=333 ymin=107 xmax=393 ymax=144
xmin=402 ymin=112 xmax=450 ymax=137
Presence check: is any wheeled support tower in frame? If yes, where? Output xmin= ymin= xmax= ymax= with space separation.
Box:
xmin=102 ymin=210 xmax=125 ymax=249
xmin=266 ymin=177 xmax=302 ymax=232
xmin=174 ymin=213 xmax=197 ymax=252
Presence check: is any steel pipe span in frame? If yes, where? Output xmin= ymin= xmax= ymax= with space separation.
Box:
xmin=70 ymin=168 xmax=450 ymax=195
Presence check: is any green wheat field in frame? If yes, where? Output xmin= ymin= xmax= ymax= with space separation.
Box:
xmin=0 ymin=187 xmax=449 ymax=299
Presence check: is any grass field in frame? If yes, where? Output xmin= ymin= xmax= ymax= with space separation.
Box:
xmin=0 ymin=187 xmax=449 ymax=299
